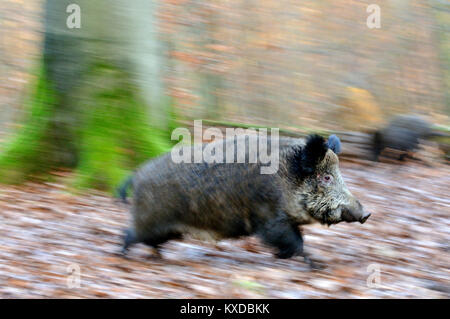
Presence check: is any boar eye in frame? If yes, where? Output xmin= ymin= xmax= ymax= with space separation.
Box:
xmin=322 ymin=174 xmax=333 ymax=184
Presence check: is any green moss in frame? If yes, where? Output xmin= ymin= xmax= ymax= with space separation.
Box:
xmin=72 ymin=64 xmax=172 ymax=192
xmin=0 ymin=61 xmax=58 ymax=183
xmin=0 ymin=60 xmax=174 ymax=193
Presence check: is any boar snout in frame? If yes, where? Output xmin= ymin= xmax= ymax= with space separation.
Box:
xmin=360 ymin=211 xmax=371 ymax=224
xmin=341 ymin=200 xmax=371 ymax=224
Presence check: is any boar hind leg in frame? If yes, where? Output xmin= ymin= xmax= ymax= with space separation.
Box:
xmin=122 ymin=226 xmax=182 ymax=258
xmin=141 ymin=228 xmax=183 ymax=258
xmin=258 ymin=216 xmax=304 ymax=259
xmin=142 ymin=231 xmax=182 ymax=249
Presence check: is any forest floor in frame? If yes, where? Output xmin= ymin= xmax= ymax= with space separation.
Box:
xmin=0 ymin=160 xmax=449 ymax=298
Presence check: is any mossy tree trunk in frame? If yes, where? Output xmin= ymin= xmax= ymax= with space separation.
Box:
xmin=0 ymin=0 xmax=173 ymax=191
xmin=433 ymin=0 xmax=450 ymax=115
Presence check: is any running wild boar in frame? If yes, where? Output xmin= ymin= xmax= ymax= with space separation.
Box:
xmin=372 ymin=114 xmax=444 ymax=161
xmin=118 ymin=134 xmax=370 ymax=268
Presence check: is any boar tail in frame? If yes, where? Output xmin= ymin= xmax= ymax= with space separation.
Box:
xmin=117 ymin=175 xmax=133 ymax=204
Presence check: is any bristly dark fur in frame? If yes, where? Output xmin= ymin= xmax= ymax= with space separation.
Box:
xmin=289 ymin=134 xmax=328 ymax=179
xmin=121 ymin=134 xmax=369 ymax=269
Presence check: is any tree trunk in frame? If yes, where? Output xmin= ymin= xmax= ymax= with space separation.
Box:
xmin=0 ymin=0 xmax=173 ymax=191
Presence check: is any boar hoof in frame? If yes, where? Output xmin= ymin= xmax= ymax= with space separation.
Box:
xmin=146 ymin=248 xmax=163 ymax=260
xmin=303 ymin=255 xmax=326 ymax=270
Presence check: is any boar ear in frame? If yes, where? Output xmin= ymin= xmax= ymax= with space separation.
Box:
xmin=302 ymin=135 xmax=328 ymax=173
xmin=290 ymin=134 xmax=328 ymax=178
xmin=327 ymin=134 xmax=341 ymax=154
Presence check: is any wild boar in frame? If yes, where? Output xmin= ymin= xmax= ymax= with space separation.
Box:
xmin=119 ymin=134 xmax=370 ymax=268
xmin=372 ymin=114 xmax=443 ymax=161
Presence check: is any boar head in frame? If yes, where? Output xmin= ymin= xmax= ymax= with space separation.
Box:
xmin=291 ymin=135 xmax=371 ymax=226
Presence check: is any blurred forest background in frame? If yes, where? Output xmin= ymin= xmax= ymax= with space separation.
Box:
xmin=0 ymin=0 xmax=449 ymax=299
xmin=0 ymin=0 xmax=449 ymax=190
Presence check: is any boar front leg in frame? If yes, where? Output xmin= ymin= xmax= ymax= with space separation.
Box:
xmin=258 ymin=215 xmax=323 ymax=269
